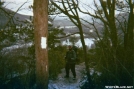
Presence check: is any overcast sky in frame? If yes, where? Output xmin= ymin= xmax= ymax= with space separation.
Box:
xmin=2 ymin=0 xmax=96 ymax=16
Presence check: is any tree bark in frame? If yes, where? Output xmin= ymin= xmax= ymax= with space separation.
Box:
xmin=33 ymin=0 xmax=49 ymax=89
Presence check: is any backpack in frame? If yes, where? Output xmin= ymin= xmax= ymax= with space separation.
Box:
xmin=72 ymin=46 xmax=79 ymax=62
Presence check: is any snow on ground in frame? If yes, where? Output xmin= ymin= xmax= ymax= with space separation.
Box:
xmin=1 ymin=42 xmax=32 ymax=52
xmin=48 ymin=63 xmax=86 ymax=89
xmin=48 ymin=62 xmax=103 ymax=89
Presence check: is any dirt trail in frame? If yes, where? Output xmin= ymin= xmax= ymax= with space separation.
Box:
xmin=48 ymin=63 xmax=86 ymax=89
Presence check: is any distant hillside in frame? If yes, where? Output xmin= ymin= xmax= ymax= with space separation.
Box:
xmin=52 ymin=17 xmax=103 ymax=38
xmin=52 ymin=19 xmax=75 ymax=27
xmin=0 ymin=7 xmax=31 ymax=29
xmin=0 ymin=7 xmax=128 ymax=39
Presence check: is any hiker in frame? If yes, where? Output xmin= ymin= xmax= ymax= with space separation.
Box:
xmin=64 ymin=45 xmax=76 ymax=79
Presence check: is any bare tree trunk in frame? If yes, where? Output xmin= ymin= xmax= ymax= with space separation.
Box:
xmin=76 ymin=16 xmax=92 ymax=84
xmin=33 ymin=0 xmax=49 ymax=89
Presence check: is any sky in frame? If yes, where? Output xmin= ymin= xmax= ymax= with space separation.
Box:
xmin=2 ymin=0 xmax=94 ymax=16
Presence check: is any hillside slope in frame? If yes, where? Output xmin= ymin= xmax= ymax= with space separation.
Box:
xmin=0 ymin=7 xmax=30 ymax=29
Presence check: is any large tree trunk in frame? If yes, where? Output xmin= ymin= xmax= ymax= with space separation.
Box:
xmin=33 ymin=0 xmax=49 ymax=89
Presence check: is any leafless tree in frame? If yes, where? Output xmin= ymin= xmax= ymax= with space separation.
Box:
xmin=79 ymin=0 xmax=133 ymax=85
xmin=50 ymin=0 xmax=93 ymax=86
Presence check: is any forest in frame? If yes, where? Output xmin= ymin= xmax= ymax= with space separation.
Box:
xmin=0 ymin=0 xmax=133 ymax=89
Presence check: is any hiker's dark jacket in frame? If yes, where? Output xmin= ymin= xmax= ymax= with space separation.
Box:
xmin=65 ymin=50 xmax=76 ymax=64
